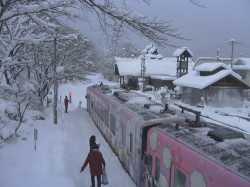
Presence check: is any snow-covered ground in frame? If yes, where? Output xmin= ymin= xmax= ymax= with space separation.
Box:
xmin=0 ymin=73 xmax=135 ymax=187
xmin=58 ymin=74 xmax=117 ymax=111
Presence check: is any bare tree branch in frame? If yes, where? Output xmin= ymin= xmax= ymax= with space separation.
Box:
xmin=79 ymin=0 xmax=185 ymax=46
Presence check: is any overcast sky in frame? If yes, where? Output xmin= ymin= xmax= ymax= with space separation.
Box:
xmin=73 ymin=0 xmax=250 ymax=58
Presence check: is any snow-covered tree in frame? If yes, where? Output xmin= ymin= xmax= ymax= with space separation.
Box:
xmin=0 ymin=0 xmax=75 ymax=84
xmin=55 ymin=33 xmax=99 ymax=80
xmin=0 ymin=0 xmax=77 ymax=135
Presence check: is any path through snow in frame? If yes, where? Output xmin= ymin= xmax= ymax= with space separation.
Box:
xmin=0 ymin=74 xmax=136 ymax=187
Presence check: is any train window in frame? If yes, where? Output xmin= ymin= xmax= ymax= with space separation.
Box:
xmin=150 ymin=131 xmax=158 ymax=150
xmin=110 ymin=114 xmax=116 ymax=135
xmin=155 ymin=157 xmax=161 ymax=181
xmin=163 ymin=147 xmax=172 ymax=169
xmin=190 ymin=171 xmax=206 ymax=187
xmin=105 ymin=109 xmax=109 ymax=126
xmin=122 ymin=125 xmax=126 ymax=146
xmin=129 ymin=133 xmax=133 ymax=153
xmin=144 ymin=155 xmax=153 ymax=174
xmin=174 ymin=168 xmax=187 ymax=187
xmin=159 ymin=174 xmax=169 ymax=187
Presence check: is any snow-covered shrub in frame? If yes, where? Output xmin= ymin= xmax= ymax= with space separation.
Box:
xmin=4 ymin=107 xmax=18 ymax=121
xmin=32 ymin=115 xmax=45 ymax=121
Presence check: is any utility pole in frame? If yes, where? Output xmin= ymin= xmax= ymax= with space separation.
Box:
xmin=53 ymin=37 xmax=58 ymax=124
xmin=228 ymin=39 xmax=239 ymax=69
xmin=216 ymin=48 xmax=220 ymax=61
xmin=141 ymin=54 xmax=146 ymax=91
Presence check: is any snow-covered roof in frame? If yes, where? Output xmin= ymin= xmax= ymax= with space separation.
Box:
xmin=150 ymin=75 xmax=176 ymax=80
xmin=173 ymin=47 xmax=193 ymax=57
xmin=173 ymin=70 xmax=246 ymax=89
xmin=145 ymin=53 xmax=163 ymax=60
xmin=233 ymin=58 xmax=250 ymax=70
xmin=195 ymin=62 xmax=228 ymax=72
xmin=194 ymin=57 xmax=232 ymax=68
xmin=115 ymin=57 xmax=194 ymax=80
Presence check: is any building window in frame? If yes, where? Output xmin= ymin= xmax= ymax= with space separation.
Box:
xmin=174 ymin=168 xmax=187 ymax=187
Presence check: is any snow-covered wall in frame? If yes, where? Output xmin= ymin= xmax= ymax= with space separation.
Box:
xmin=206 ymin=87 xmax=245 ymax=108
xmin=181 ymin=87 xmax=246 ymax=108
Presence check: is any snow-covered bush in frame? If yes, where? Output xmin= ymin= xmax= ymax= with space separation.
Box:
xmin=4 ymin=106 xmax=18 ymax=121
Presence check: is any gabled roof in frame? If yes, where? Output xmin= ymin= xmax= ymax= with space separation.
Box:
xmin=173 ymin=47 xmax=193 ymax=57
xmin=173 ymin=70 xmax=248 ymax=89
xmin=195 ymin=62 xmax=228 ymax=72
xmin=115 ymin=57 xmax=177 ymax=80
xmin=115 ymin=56 xmax=194 ymax=80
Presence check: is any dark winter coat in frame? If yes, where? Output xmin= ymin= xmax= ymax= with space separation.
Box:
xmin=64 ymin=97 xmax=69 ymax=106
xmin=81 ymin=149 xmax=105 ymax=176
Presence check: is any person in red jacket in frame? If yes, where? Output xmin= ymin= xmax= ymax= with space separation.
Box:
xmin=64 ymin=96 xmax=69 ymax=113
xmin=80 ymin=144 xmax=105 ymax=187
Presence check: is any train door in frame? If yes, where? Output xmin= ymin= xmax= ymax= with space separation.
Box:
xmin=153 ymin=155 xmax=170 ymax=187
xmin=170 ymin=165 xmax=188 ymax=187
xmin=142 ymin=125 xmax=162 ymax=187
xmin=141 ymin=124 xmax=160 ymax=159
xmin=143 ymin=154 xmax=153 ymax=187
xmin=146 ymin=155 xmax=189 ymax=187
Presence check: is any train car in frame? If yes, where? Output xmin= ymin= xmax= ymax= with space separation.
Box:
xmin=86 ymin=85 xmax=250 ymax=187
xmin=86 ymin=85 xmax=177 ymax=186
xmin=144 ymin=120 xmax=250 ymax=187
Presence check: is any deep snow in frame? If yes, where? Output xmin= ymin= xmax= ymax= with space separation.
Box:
xmin=0 ymin=73 xmax=136 ymax=187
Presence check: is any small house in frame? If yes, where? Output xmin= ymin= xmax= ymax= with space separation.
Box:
xmin=174 ymin=62 xmax=250 ymax=107
xmin=114 ymin=56 xmax=178 ymax=89
xmin=114 ymin=46 xmax=194 ymax=90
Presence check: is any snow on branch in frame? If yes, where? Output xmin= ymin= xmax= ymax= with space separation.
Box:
xmin=0 ymin=0 xmax=74 ymax=23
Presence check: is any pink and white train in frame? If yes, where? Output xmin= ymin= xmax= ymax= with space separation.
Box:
xmin=86 ymin=85 xmax=250 ymax=187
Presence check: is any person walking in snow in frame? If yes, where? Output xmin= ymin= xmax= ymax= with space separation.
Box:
xmin=80 ymin=143 xmax=106 ymax=187
xmin=64 ymin=96 xmax=69 ymax=113
xmin=69 ymin=92 xmax=72 ymax=103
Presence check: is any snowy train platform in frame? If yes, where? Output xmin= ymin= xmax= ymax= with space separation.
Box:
xmin=0 ymin=74 xmax=135 ymax=187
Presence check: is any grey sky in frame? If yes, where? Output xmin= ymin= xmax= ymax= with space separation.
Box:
xmin=73 ymin=0 xmax=250 ymax=58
